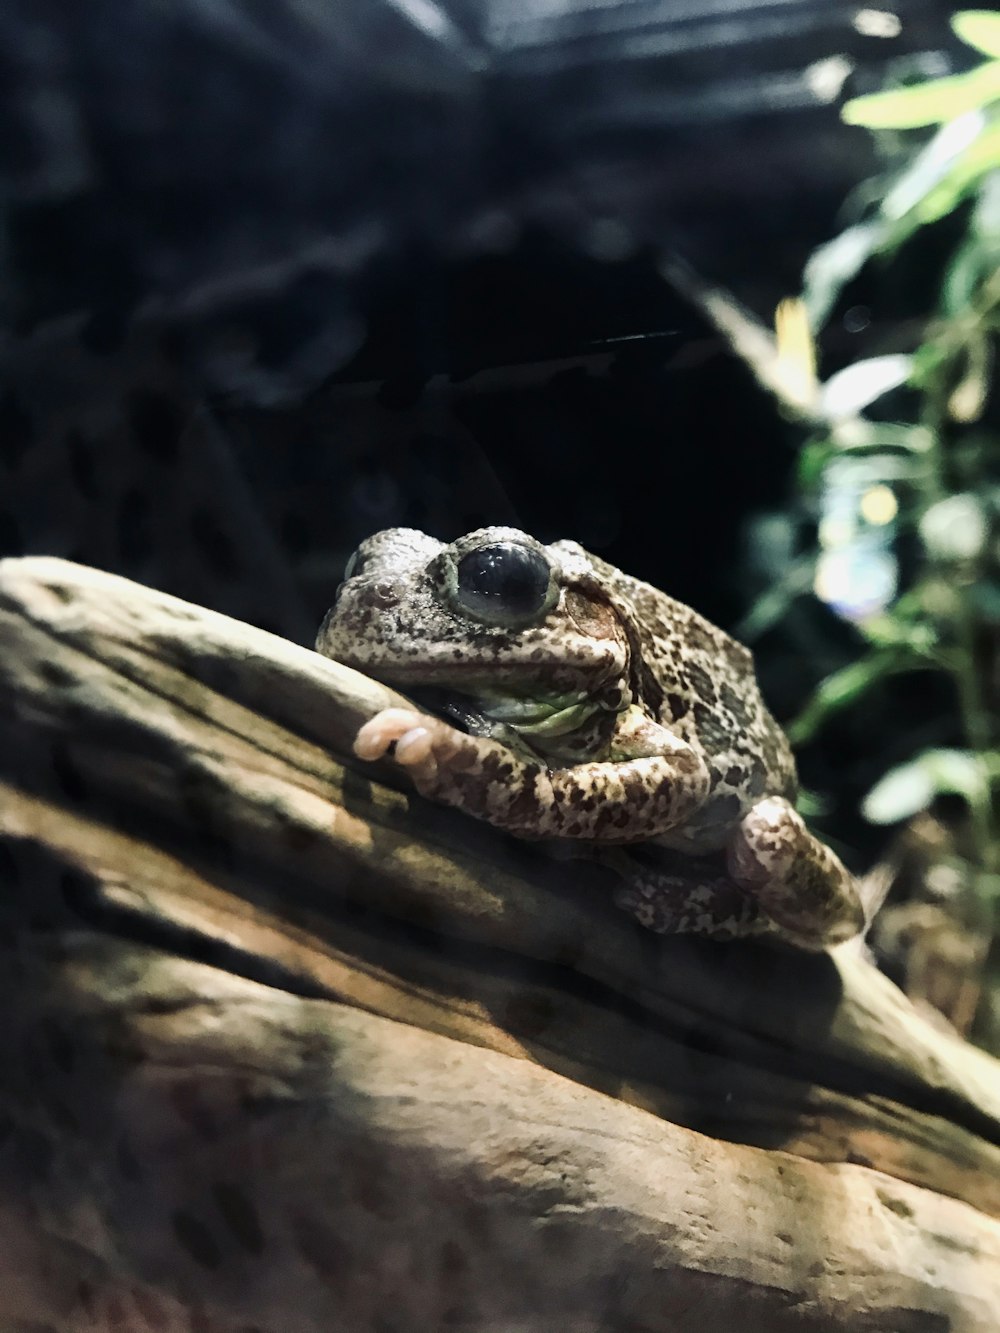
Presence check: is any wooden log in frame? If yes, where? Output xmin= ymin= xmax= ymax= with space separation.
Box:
xmin=1 ymin=556 xmax=999 ymax=1331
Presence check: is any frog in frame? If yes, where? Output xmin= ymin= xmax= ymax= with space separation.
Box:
xmin=316 ymin=526 xmax=866 ymax=949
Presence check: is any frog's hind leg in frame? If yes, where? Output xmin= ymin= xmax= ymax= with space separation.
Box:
xmin=610 ymin=859 xmax=776 ymax=942
xmin=726 ymin=796 xmax=866 ymax=949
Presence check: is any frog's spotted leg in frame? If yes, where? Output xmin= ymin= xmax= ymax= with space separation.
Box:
xmin=356 ymin=710 xmax=864 ymax=950
xmin=610 ymin=863 xmax=776 ymax=942
xmin=724 ymin=795 xmax=865 ymax=948
xmin=613 ymin=803 xmax=865 ymax=950
xmin=354 ymin=707 xmax=711 ymax=840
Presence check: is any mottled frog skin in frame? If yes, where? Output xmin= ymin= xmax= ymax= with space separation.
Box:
xmin=317 ymin=527 xmax=865 ymax=949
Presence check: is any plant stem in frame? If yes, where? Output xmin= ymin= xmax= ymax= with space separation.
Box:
xmin=922 ymin=344 xmax=999 ymax=873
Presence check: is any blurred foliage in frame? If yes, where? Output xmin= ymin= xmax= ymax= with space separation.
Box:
xmin=783 ymin=11 xmax=1000 ymax=919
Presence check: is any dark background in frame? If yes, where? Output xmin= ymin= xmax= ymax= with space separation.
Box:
xmin=0 ymin=0 xmax=971 ymax=866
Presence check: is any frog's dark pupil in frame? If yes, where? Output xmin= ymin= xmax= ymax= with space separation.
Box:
xmin=455 ymin=543 xmax=550 ymax=620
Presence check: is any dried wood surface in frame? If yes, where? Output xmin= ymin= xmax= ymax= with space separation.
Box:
xmin=1 ymin=555 xmax=999 ymax=1332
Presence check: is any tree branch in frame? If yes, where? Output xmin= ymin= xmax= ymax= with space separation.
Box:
xmin=1 ymin=556 xmax=999 ymax=1330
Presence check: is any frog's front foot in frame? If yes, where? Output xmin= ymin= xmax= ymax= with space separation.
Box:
xmin=726 ymin=796 xmax=866 ymax=948
xmin=354 ymin=706 xmax=712 ymax=842
xmin=354 ymin=706 xmax=552 ymax=832
xmin=354 ymin=707 xmax=464 ymax=790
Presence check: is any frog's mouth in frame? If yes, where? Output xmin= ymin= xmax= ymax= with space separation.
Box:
xmin=410 ymin=685 xmax=606 ymax=760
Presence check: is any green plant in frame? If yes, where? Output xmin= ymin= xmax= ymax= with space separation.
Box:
xmin=786 ymin=11 xmax=1000 ymax=894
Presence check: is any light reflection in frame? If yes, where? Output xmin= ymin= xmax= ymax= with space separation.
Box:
xmin=859 ymin=484 xmax=898 ymax=526
xmin=815 ymin=464 xmax=898 ymax=621
xmin=852 ymin=9 xmax=902 ymax=39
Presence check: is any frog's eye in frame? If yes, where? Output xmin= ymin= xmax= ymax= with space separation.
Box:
xmin=454 ymin=542 xmax=554 ymax=625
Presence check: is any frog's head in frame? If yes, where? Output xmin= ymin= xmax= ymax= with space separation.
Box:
xmin=317 ymin=526 xmax=631 ymax=724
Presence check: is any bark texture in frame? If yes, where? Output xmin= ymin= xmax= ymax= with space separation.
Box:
xmin=0 ymin=555 xmax=999 ymax=1332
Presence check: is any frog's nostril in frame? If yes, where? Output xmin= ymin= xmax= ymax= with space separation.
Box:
xmin=372 ymin=579 xmax=397 ymax=606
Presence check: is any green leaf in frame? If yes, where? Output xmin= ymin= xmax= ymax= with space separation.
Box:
xmin=972 ymin=166 xmax=1000 ymax=238
xmin=906 ymin=123 xmax=1000 ymax=227
xmin=787 ymin=655 xmax=899 ymax=745
xmin=919 ymin=493 xmax=988 ymax=560
xmin=862 ymin=760 xmax=935 ymax=823
xmin=947 ymin=330 xmax=992 ymax=422
xmin=795 ymin=786 xmax=831 ymax=819
xmin=880 ymin=113 xmax=987 ymax=223
xmin=942 ymin=238 xmax=987 ymax=315
xmin=801 ymin=220 xmax=885 ymax=327
xmin=739 ymin=583 xmax=820 ymax=645
xmin=968 ymin=580 xmax=1000 ymax=619
xmin=909 ymin=340 xmax=950 ymax=388
xmin=862 ymin=749 xmax=988 ymax=823
xmin=842 ymin=63 xmax=1000 ymax=129
xmin=856 ymin=614 xmax=938 ymax=652
xmin=831 ymin=424 xmax=935 ymax=457
xmin=820 ymin=354 xmax=913 ymax=418
xmin=953 ymin=11 xmax=1000 ymax=59
xmin=797 ymin=439 xmax=834 ymax=491
xmin=976 ymin=871 xmax=1000 ymax=903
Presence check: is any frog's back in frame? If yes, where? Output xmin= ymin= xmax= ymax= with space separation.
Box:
xmin=574 ymin=548 xmax=798 ymax=812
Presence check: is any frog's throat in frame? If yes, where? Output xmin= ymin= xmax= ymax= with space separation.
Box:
xmin=414 ymin=685 xmax=617 ymax=754
xmin=475 ymin=692 xmax=604 ymax=741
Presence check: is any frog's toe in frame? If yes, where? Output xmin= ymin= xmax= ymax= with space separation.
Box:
xmin=726 ymin=796 xmax=801 ymax=884
xmin=354 ymin=708 xmax=431 ymax=761
xmin=393 ymin=722 xmax=439 ymax=768
xmin=727 ymin=796 xmax=864 ymax=947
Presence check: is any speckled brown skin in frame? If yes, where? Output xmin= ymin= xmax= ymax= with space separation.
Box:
xmin=317 ymin=527 xmax=864 ymax=949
